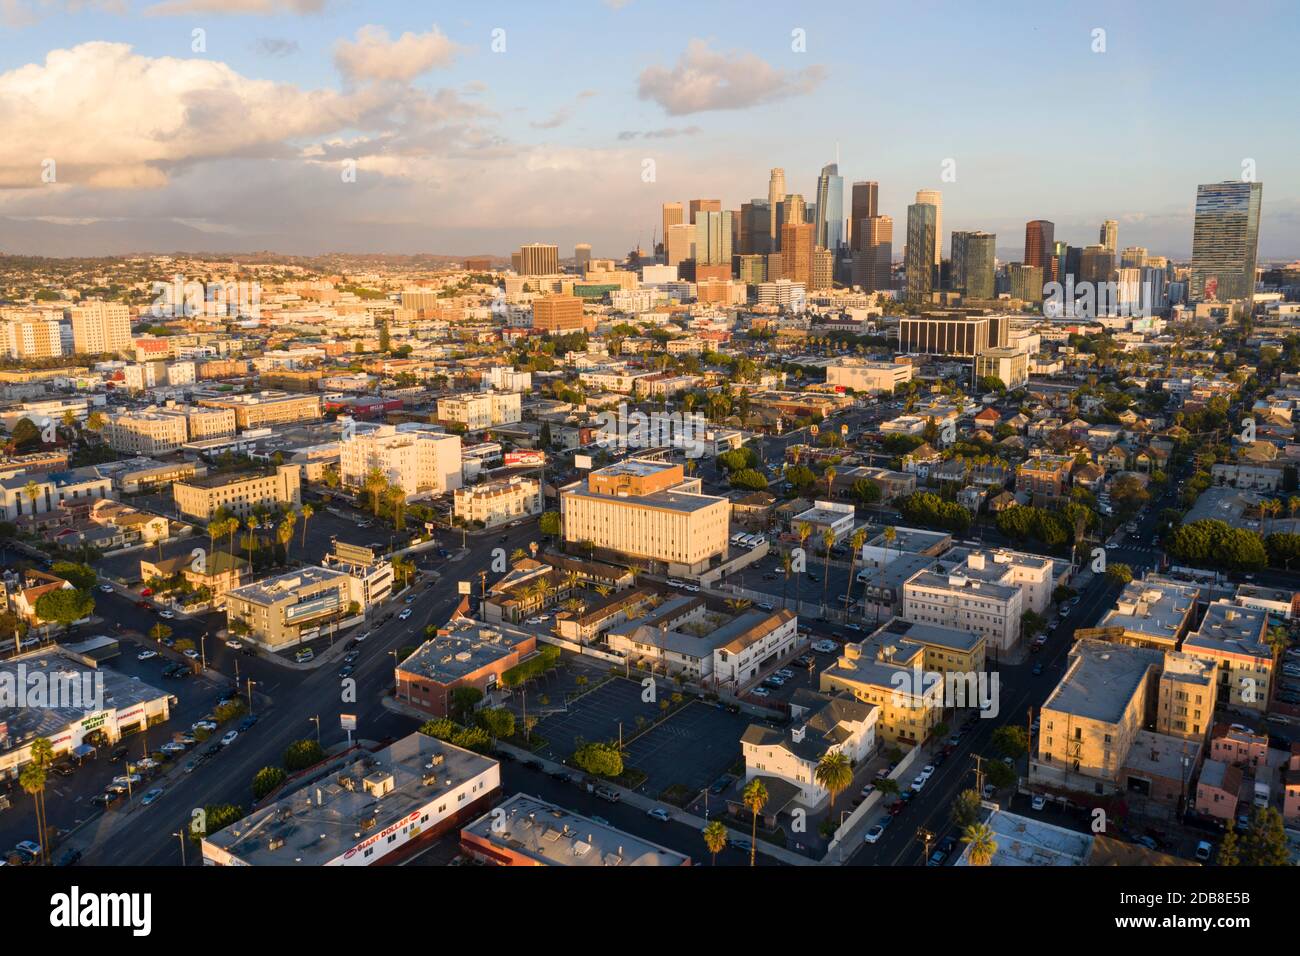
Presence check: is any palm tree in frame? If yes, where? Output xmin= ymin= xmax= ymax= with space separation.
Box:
xmin=961 ymin=822 xmax=998 ymax=866
xmin=387 ymin=484 xmax=407 ymax=531
xmin=276 ymin=518 xmax=294 ymax=564
xmin=742 ymin=778 xmax=768 ymax=868
xmin=844 ymin=527 xmax=866 ymax=619
xmin=364 ymin=466 xmax=387 ymax=517
xmin=19 ymin=736 xmax=54 ymax=864
xmin=781 ymin=550 xmax=793 ymax=610
xmin=821 ymin=528 xmax=836 ymax=612
xmin=814 ymin=750 xmax=853 ymax=821
xmin=877 ymin=526 xmax=896 ymax=625
xmin=299 ymin=503 xmax=314 ymax=550
xmin=242 ymin=518 xmax=258 ymax=569
xmin=23 ymin=479 xmax=40 ymax=517
xmin=725 ymin=598 xmax=753 ymax=614
xmin=702 ymin=819 xmax=728 ymax=866
xmin=795 ymin=522 xmax=812 ymax=613
xmin=824 ymin=465 xmax=837 ymax=500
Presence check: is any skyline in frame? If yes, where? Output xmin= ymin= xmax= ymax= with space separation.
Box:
xmin=1 ymin=1 xmax=1299 ymax=258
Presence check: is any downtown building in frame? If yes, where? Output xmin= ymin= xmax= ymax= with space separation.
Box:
xmin=1189 ymin=181 xmax=1263 ymax=303
xmin=68 ymin=301 xmax=131 ymax=355
xmin=339 ymin=422 xmax=463 ymax=500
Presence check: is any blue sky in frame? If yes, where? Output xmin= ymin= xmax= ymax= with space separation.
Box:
xmin=1 ymin=0 xmax=1296 ymax=258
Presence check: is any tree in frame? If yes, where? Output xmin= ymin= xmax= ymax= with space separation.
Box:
xmin=814 ymin=750 xmax=853 ymax=817
xmin=877 ymin=525 xmax=896 ymax=624
xmin=742 ymin=777 xmax=768 ymax=866
xmin=450 ymin=686 xmax=484 ymax=722
xmin=1232 ymin=807 xmax=1291 ymax=865
xmin=991 ymin=726 xmax=1028 ymax=760
xmin=18 ymin=737 xmax=54 ymax=863
xmin=299 ymin=503 xmax=314 ymax=551
xmin=729 ymin=468 xmax=769 ymax=491
xmin=951 ymin=788 xmax=982 ymax=830
xmin=478 ymin=707 xmax=515 ymax=741
xmin=11 ymin=417 xmax=42 ymax=451
xmin=191 ymin=804 xmax=245 ymax=842
xmin=984 ymin=759 xmax=1016 ymax=790
xmin=1105 ymin=562 xmax=1134 ymax=586
xmin=252 ymin=766 xmax=287 ymax=800
xmin=419 ymin=717 xmax=456 ymax=740
xmin=85 ymin=410 xmax=107 ymax=433
xmin=852 ymin=478 xmax=883 ymax=504
xmin=702 ymin=819 xmax=728 ymax=865
xmin=961 ymin=822 xmax=998 ymax=865
xmin=573 ymin=741 xmax=623 ymax=778
xmin=283 ymin=739 xmax=326 ymax=771
xmin=50 ymin=561 xmax=96 ymax=591
xmin=844 ymin=527 xmax=866 ymax=619
xmin=149 ymin=623 xmax=173 ymax=643
xmin=276 ymin=518 xmax=294 ymax=562
xmin=820 ymin=528 xmax=836 ymax=611
xmin=795 ymin=522 xmax=812 ymax=610
xmin=33 ymin=588 xmax=94 ymax=627
xmin=364 ymin=466 xmax=387 ymax=517
xmin=24 ymin=479 xmax=41 ymax=516
xmin=539 ymin=511 xmax=561 ymax=538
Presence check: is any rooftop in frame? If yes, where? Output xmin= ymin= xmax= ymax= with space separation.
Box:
xmin=396 ymin=618 xmax=533 ymax=684
xmin=1044 ymin=639 xmax=1162 ymax=725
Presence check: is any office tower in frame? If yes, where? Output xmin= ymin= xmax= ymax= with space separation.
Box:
xmin=532 ymin=294 xmax=592 ymax=333
xmin=517 ymin=243 xmax=559 ymax=276
xmin=850 ymin=182 xmax=879 ymax=251
xmin=1008 ymin=264 xmax=1044 ymax=303
xmin=852 ymin=215 xmax=893 ymax=292
xmin=780 ymin=222 xmax=814 ymax=287
xmin=1023 ymin=220 xmax=1055 ymax=292
xmin=739 ymin=200 xmax=772 ymax=256
xmin=575 ymin=244 xmax=591 ymax=271
xmin=1190 ymin=181 xmax=1263 ymax=301
xmin=69 ymin=301 xmax=132 ymax=355
xmin=951 ymin=231 xmax=995 ymax=299
xmin=661 ymin=202 xmax=684 ymax=247
xmin=1121 ymin=246 xmax=1148 ymax=269
xmin=737 ymin=255 xmax=768 ymax=285
xmin=1079 ymin=244 xmax=1115 ymax=284
xmin=693 ymin=210 xmax=733 ymax=266
xmin=776 ymin=194 xmax=807 ymax=248
xmin=905 ymin=203 xmax=938 ymax=300
xmin=811 ymin=248 xmax=835 ymax=291
xmin=1099 ymin=219 xmax=1118 ymax=254
xmin=1140 ymin=266 xmax=1169 ymax=312
xmin=666 ymin=223 xmax=694 ymax=267
xmin=915 ymin=190 xmax=942 ymax=264
xmin=688 ymin=199 xmax=721 ymax=224
xmin=815 ymin=163 xmax=845 ymax=251
xmin=898 ymin=315 xmax=997 ymax=357
xmin=767 ymin=168 xmax=785 ymax=243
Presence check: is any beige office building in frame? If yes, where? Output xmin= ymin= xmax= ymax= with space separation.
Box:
xmin=225 ymin=565 xmax=359 ymax=650
xmin=187 ymin=406 xmax=237 ymax=440
xmin=561 ymin=459 xmax=729 ymax=574
xmin=437 ymin=391 xmax=521 ymax=431
xmin=825 ymin=359 xmax=912 ymax=394
xmin=172 ymin=464 xmax=302 ymax=521
xmin=454 ymin=476 xmax=542 ymax=528
xmin=104 ymin=408 xmax=190 ymax=455
xmin=516 ymin=243 xmax=560 ymax=276
xmin=199 ymin=391 xmax=321 ymax=429
xmin=69 ymin=301 xmax=132 ymax=355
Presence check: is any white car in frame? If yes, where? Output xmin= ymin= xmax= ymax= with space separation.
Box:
xmin=137 ymin=649 xmax=157 ymax=661
xmin=526 ymin=616 xmax=548 ymax=625
xmin=183 ymin=648 xmax=198 ymax=659
xmin=1031 ymin=794 xmax=1047 ymax=811
xmin=225 ymin=639 xmax=242 ymax=650
xmin=398 ymin=609 xmax=412 ymax=620
xmin=918 ymin=764 xmax=935 ymax=782
xmin=112 ymin=774 xmax=142 ymax=787
xmin=158 ymin=610 xmax=176 ymax=619
xmin=910 ymin=774 xmax=926 ymax=792
xmin=192 ymin=720 xmax=217 ymax=732
xmin=863 ymin=824 xmax=884 ymax=844
xmin=98 ymin=584 xmax=114 ymax=593
xmin=220 ymin=731 xmax=238 ymax=746
xmin=160 ymin=742 xmax=186 ymax=755
xmin=811 ymin=640 xmax=839 ymax=654
xmin=646 ymin=807 xmax=670 ymax=822
xmin=751 ymin=686 xmax=771 ymax=698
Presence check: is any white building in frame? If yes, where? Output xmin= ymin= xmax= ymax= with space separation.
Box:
xmin=902 ymin=565 xmax=1024 ymax=654
xmin=339 ymin=422 xmax=462 ymax=500
xmin=437 ymin=391 xmax=521 ymax=430
xmin=825 ymin=359 xmax=912 ymax=394
xmin=453 ymin=476 xmax=542 ymax=528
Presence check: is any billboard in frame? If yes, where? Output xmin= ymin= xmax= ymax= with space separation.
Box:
xmin=505 ymin=450 xmax=545 ymax=468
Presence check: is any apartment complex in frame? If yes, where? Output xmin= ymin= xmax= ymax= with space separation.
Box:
xmin=198 ymin=390 xmax=322 ymax=429
xmin=0 ymin=310 xmax=64 ymax=359
xmin=437 ymin=391 xmax=522 ymax=431
xmin=560 ymin=458 xmax=729 ymax=574
xmin=902 ymin=562 xmax=1024 ymax=654
xmin=1182 ymin=600 xmax=1274 ymax=715
xmin=172 ymin=464 xmax=302 ymax=521
xmin=339 ymin=422 xmax=462 ymax=500
xmin=1095 ymin=577 xmax=1200 ymax=651
xmin=453 ymin=476 xmax=542 ymax=528
xmin=69 ymin=301 xmax=131 ymax=355
xmin=225 ymin=565 xmax=359 ymax=650
xmin=103 ymin=408 xmax=190 ymax=455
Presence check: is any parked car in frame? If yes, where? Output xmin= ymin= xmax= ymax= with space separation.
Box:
xmin=910 ymin=774 xmax=927 ymax=792
xmin=98 ymin=583 xmax=114 ymax=593
xmin=183 ymin=648 xmax=198 ymax=660
xmin=220 ymin=731 xmax=238 ymax=747
xmin=225 ymin=639 xmax=242 ymax=650
xmin=158 ymin=610 xmax=175 ymax=619
xmin=136 ymin=649 xmax=157 ymax=661
xmin=1194 ymin=840 xmax=1214 ymax=863
xmin=594 ymin=786 xmax=621 ymax=803
xmin=55 ymin=848 xmax=82 ymax=866
xmin=864 ymin=824 xmax=885 ymax=844
xmin=1031 ymin=794 xmax=1047 ymax=811
xmin=141 ymin=787 xmax=164 ymax=806
xmin=398 ymin=609 xmax=412 ymax=620
xmin=646 ymin=807 xmax=671 ymax=822
xmin=751 ymin=686 xmax=770 ymax=698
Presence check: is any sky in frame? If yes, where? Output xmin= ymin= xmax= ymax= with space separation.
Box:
xmin=0 ymin=0 xmax=1297 ymax=261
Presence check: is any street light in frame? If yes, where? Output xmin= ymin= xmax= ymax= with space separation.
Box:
xmin=309 ymin=715 xmax=320 ymax=744
xmin=245 ymin=678 xmax=257 ymax=716
xmin=172 ymin=830 xmax=187 ymax=866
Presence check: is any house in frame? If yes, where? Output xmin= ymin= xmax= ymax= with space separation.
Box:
xmin=7 ymin=569 xmax=76 ymax=624
xmin=1194 ymin=758 xmax=1243 ymax=824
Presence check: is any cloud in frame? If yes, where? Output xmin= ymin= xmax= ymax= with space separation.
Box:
xmin=616 ymin=125 xmax=701 ymax=140
xmin=638 ymin=39 xmax=825 ymax=115
xmin=142 ymin=0 xmax=324 ymax=15
xmin=254 ymin=37 xmax=300 ymax=58
xmin=2 ymin=0 xmax=123 ymax=28
xmin=0 ymin=41 xmax=494 ymax=190
xmin=334 ymin=24 xmax=465 ymax=85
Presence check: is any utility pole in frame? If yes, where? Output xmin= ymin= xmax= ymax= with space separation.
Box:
xmin=916 ymin=826 xmax=934 ymax=866
xmin=246 ymin=678 xmax=256 ymax=716
xmin=971 ymin=753 xmax=987 ymax=797
xmin=173 ymin=830 xmax=187 ymax=866
xmin=309 ymin=715 xmax=320 ymax=744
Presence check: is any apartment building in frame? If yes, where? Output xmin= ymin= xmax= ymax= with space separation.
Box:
xmin=0 ymin=310 xmax=64 ymax=359
xmin=172 ymin=464 xmax=302 ymax=521
xmin=186 ymin=406 xmax=237 ymax=440
xmin=437 ymin=391 xmax=522 ymax=431
xmin=224 ymin=565 xmax=359 ymax=650
xmin=1094 ymin=576 xmax=1200 ymax=651
xmin=1155 ymin=651 xmax=1218 ymax=740
xmin=902 ymin=565 xmax=1023 ymax=654
xmin=453 ymin=476 xmax=542 ymax=528
xmin=741 ymin=691 xmax=878 ymax=810
xmin=532 ymin=293 xmax=592 ymax=333
xmin=338 ymin=422 xmax=462 ymax=500
xmin=103 ymin=408 xmax=189 ymax=455
xmin=560 ymin=458 xmax=729 ymax=574
xmin=69 ymin=301 xmax=132 ymax=355
xmin=1182 ymin=600 xmax=1274 ymax=715
xmin=0 ymin=467 xmax=114 ymax=521
xmin=818 ymin=639 xmax=945 ymax=746
xmin=940 ymin=546 xmax=1057 ymax=616
xmin=825 ymin=359 xmax=912 ymax=394
xmin=198 ymin=390 xmax=322 ymax=429
xmin=1016 ymin=453 xmax=1075 ymax=503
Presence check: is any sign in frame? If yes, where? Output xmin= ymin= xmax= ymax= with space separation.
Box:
xmin=505 ymin=450 xmax=545 ymax=468
xmin=809 ymin=424 xmax=819 ymax=436
xmin=574 ymin=454 xmax=593 ymax=470
xmin=458 ymin=581 xmax=472 ymax=595
xmin=340 ymin=714 xmax=357 ymax=731
xmin=840 ymin=424 xmax=849 ymax=436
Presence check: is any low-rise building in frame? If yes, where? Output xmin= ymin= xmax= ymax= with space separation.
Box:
xmin=453 ymin=476 xmax=542 ymax=528
xmin=1182 ymin=600 xmax=1274 ymax=715
xmin=224 ymin=566 xmax=360 ymax=650
xmin=172 ymin=464 xmax=302 ymax=522
xmin=394 ymin=619 xmax=537 ymax=716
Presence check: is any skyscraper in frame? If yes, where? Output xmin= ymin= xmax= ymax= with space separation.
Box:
xmin=516 ymin=243 xmax=559 ymax=276
xmin=1190 ymin=181 xmax=1263 ymax=302
xmin=905 ymin=203 xmax=938 ymax=300
xmin=914 ymin=190 xmax=942 ymax=265
xmin=815 ymin=163 xmax=845 ymax=252
xmin=1120 ymin=246 xmax=1148 ymax=269
xmin=776 ymin=194 xmax=807 ymax=248
xmin=688 ymin=199 xmax=721 ymax=224
xmin=661 ymin=202 xmax=684 ymax=248
xmin=666 ymin=223 xmax=694 ymax=267
xmin=952 ymin=231 xmax=995 ymax=300
xmin=1099 ymin=219 xmax=1118 ymax=254
xmin=575 ymin=244 xmax=591 ymax=271
xmin=1024 ymin=220 xmax=1055 ymax=288
xmin=739 ymin=200 xmax=772 ymax=256
xmin=694 ymin=210 xmax=733 ymax=266
xmin=850 ymin=181 xmax=878 ymax=251
xmin=780 ymin=222 xmax=814 ymax=288
xmin=767 ymin=168 xmax=786 ymax=243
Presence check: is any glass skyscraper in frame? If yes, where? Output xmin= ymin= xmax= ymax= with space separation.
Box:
xmin=905 ymin=203 xmax=937 ymax=300
xmin=815 ymin=163 xmax=844 ymax=251
xmin=1190 ymin=181 xmax=1263 ymax=302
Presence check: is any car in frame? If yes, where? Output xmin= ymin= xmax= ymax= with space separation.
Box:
xmin=864 ymin=824 xmax=885 ymax=844
xmin=55 ymin=848 xmax=82 ymax=866
xmin=353 ymin=632 xmax=370 ymax=642
xmin=344 ymin=651 xmax=360 ymax=663
xmin=594 ymin=786 xmax=621 ymax=803
xmin=1031 ymin=662 xmax=1044 ymax=676
xmin=751 ymin=686 xmax=770 ymax=698
xmin=183 ymin=648 xmax=198 ymax=659
xmin=238 ymin=715 xmax=259 ymax=731
xmin=225 ymin=639 xmax=242 ymax=650
xmin=160 ymin=742 xmax=186 ymax=755
xmin=111 ymin=774 xmax=141 ymax=787
xmin=1194 ymin=840 xmax=1214 ymax=862
xmin=763 ymin=676 xmax=785 ymax=687
xmin=1134 ymin=835 xmax=1160 ymax=851
xmin=646 ymin=807 xmax=670 ymax=822
xmin=338 ymin=664 xmax=354 ymax=678
xmin=192 ymin=719 xmax=217 ymax=732
xmin=404 ymin=595 xmax=416 ymax=604
xmin=776 ymin=668 xmax=795 ymax=679
xmin=137 ymin=649 xmax=157 ymax=661
xmin=398 ymin=609 xmax=412 ymax=620
xmin=140 ymin=587 xmax=153 ymax=597
xmin=141 ymin=787 xmax=164 ymax=806
xmin=183 ymin=761 xmax=197 ymax=774
xmin=1031 ymin=794 xmax=1047 ymax=811
xmin=98 ymin=584 xmax=114 ymax=593
xmin=927 ymin=847 xmax=949 ymax=867
xmin=220 ymin=730 xmax=238 ymax=746
xmin=15 ymin=840 xmax=42 ymax=860
xmin=811 ymin=640 xmax=838 ymax=654
xmin=158 ymin=610 xmax=175 ymax=619
xmin=161 ymin=637 xmax=176 ymax=648
xmin=983 ymin=783 xmax=996 ymax=799
xmin=526 ymin=616 xmax=548 ymax=625
xmin=888 ymin=800 xmax=907 ymax=816
xmin=910 ymin=774 xmax=926 ymax=792
xmin=919 ymin=764 xmax=935 ymax=781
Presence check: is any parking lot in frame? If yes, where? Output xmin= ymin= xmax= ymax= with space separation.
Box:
xmin=533 ymin=677 xmax=653 ymax=758
xmin=621 ymin=699 xmax=754 ymax=795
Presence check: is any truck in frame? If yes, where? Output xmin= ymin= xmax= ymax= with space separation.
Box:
xmin=1254 ymin=780 xmax=1271 ymax=809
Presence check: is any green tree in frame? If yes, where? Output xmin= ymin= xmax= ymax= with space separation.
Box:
xmin=539 ymin=511 xmax=561 ymax=537
xmin=478 ymin=707 xmax=515 ymax=741
xmin=283 ymin=739 xmax=326 ymax=771
xmin=419 ymin=717 xmax=456 ymax=741
xmin=702 ymin=819 xmax=728 ymax=865
xmin=252 ymin=766 xmax=287 ymax=800
xmin=991 ymin=726 xmax=1028 ymax=760
xmin=951 ymin=788 xmax=982 ymax=830
xmin=961 ymin=822 xmax=999 ymax=866
xmin=573 ymin=741 xmax=623 ymax=778
xmin=1105 ymin=562 xmax=1134 ymax=586
xmin=814 ymin=750 xmax=853 ymax=817
xmin=33 ymin=588 xmax=94 ymax=627
xmin=742 ymin=777 xmax=768 ymax=867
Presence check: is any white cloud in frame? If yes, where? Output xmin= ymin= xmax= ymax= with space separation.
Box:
xmin=638 ymin=39 xmax=825 ymax=115
xmin=334 ymin=24 xmax=465 ymax=85
xmin=141 ymin=0 xmax=324 ymax=16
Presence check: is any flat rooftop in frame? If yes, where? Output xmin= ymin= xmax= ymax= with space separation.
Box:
xmin=906 ymin=569 xmax=1019 ymax=602
xmin=1183 ymin=600 xmax=1269 ymax=659
xmin=462 ymin=793 xmax=689 ymax=866
xmin=563 ymin=484 xmax=725 ymax=514
xmin=1100 ymin=578 xmax=1199 ymax=644
xmin=396 ymin=619 xmax=533 ymax=684
xmin=1043 ymin=639 xmax=1162 ymax=724
xmin=177 ymin=467 xmax=282 ymax=489
xmin=203 ymin=732 xmax=498 ymax=866
xmin=227 ymin=565 xmax=348 ymax=607
xmin=590 ymin=458 xmax=677 ymax=478
xmin=954 ymin=805 xmax=1092 ymax=866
